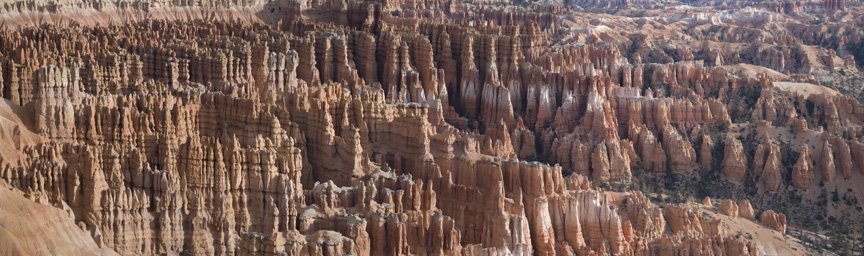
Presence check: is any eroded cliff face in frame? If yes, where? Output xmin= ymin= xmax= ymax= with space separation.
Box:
xmin=0 ymin=19 xmax=771 ymax=255
xmin=0 ymin=0 xmax=862 ymax=254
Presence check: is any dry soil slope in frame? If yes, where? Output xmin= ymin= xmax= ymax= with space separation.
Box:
xmin=0 ymin=181 xmax=117 ymax=255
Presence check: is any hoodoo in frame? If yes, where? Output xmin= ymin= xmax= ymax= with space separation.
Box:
xmin=0 ymin=0 xmax=862 ymax=254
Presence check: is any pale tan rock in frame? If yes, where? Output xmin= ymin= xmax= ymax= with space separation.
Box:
xmin=722 ymin=136 xmax=747 ymax=183
xmin=832 ymin=138 xmax=853 ymax=179
xmin=792 ymin=147 xmax=815 ymax=189
xmin=719 ymin=199 xmax=739 ymax=218
xmin=820 ymin=139 xmax=837 ymax=182
xmin=590 ymin=140 xmax=633 ymax=183
xmin=511 ymin=118 xmax=537 ymax=160
xmin=760 ymin=210 xmax=787 ymax=234
xmin=753 ymin=139 xmax=783 ymax=192
xmin=752 ymin=139 xmax=769 ymax=179
xmin=578 ymin=191 xmax=628 ymax=254
xmin=634 ymin=126 xmax=667 ymax=172
xmin=663 ymin=127 xmax=696 ymax=173
xmin=591 ymin=143 xmax=613 ymax=182
xmin=663 ymin=205 xmax=704 ymax=236
xmin=738 ymin=200 xmax=755 ymax=220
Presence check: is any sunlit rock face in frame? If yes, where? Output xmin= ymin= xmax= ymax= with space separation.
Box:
xmin=1 ymin=0 xmax=863 ymax=254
